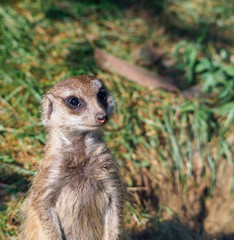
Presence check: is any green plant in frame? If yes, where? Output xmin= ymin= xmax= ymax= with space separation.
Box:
xmin=174 ymin=41 xmax=200 ymax=85
xmin=174 ymin=41 xmax=234 ymax=106
xmin=195 ymin=52 xmax=234 ymax=104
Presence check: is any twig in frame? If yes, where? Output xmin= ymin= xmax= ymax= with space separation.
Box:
xmin=128 ymin=187 xmax=149 ymax=191
xmin=94 ymin=49 xmax=179 ymax=92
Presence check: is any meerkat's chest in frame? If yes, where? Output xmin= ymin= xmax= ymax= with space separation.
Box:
xmin=56 ymin=171 xmax=109 ymax=214
xmin=64 ymin=157 xmax=111 ymax=187
xmin=56 ymin=158 xmax=113 ymax=211
xmin=55 ymin=161 xmax=112 ymax=237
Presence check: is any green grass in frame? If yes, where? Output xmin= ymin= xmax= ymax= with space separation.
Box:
xmin=0 ymin=1 xmax=233 ymax=239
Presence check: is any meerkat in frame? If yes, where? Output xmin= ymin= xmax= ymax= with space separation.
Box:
xmin=19 ymin=75 xmax=124 ymax=240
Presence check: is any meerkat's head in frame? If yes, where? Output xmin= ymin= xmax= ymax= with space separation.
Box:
xmin=42 ymin=75 xmax=114 ymax=135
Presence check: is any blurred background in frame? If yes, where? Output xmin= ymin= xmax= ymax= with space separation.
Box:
xmin=0 ymin=0 xmax=233 ymax=239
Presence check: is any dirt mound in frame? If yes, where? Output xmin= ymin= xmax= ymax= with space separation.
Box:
xmin=125 ymin=158 xmax=234 ymax=239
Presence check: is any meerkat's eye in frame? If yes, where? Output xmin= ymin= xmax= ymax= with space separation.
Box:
xmin=97 ymin=89 xmax=107 ymax=102
xmin=67 ymin=97 xmax=80 ymax=108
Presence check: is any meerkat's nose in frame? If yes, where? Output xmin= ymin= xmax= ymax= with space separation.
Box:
xmin=96 ymin=113 xmax=108 ymax=124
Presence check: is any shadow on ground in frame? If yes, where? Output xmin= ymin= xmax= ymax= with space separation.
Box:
xmin=0 ymin=165 xmax=30 ymax=211
xmin=130 ymin=221 xmax=234 ymax=240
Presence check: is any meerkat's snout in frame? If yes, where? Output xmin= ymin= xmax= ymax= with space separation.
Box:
xmin=96 ymin=113 xmax=108 ymax=124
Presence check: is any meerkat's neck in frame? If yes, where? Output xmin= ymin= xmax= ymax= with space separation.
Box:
xmin=45 ymin=128 xmax=107 ymax=161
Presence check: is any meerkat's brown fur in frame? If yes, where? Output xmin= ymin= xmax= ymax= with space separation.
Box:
xmin=19 ymin=75 xmax=124 ymax=240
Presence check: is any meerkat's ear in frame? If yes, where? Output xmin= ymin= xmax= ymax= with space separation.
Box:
xmin=41 ymin=94 xmax=55 ymax=126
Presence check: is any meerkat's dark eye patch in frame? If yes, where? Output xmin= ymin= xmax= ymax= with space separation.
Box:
xmin=97 ymin=88 xmax=108 ymax=109
xmin=66 ymin=97 xmax=81 ymax=108
xmin=97 ymin=89 xmax=107 ymax=102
